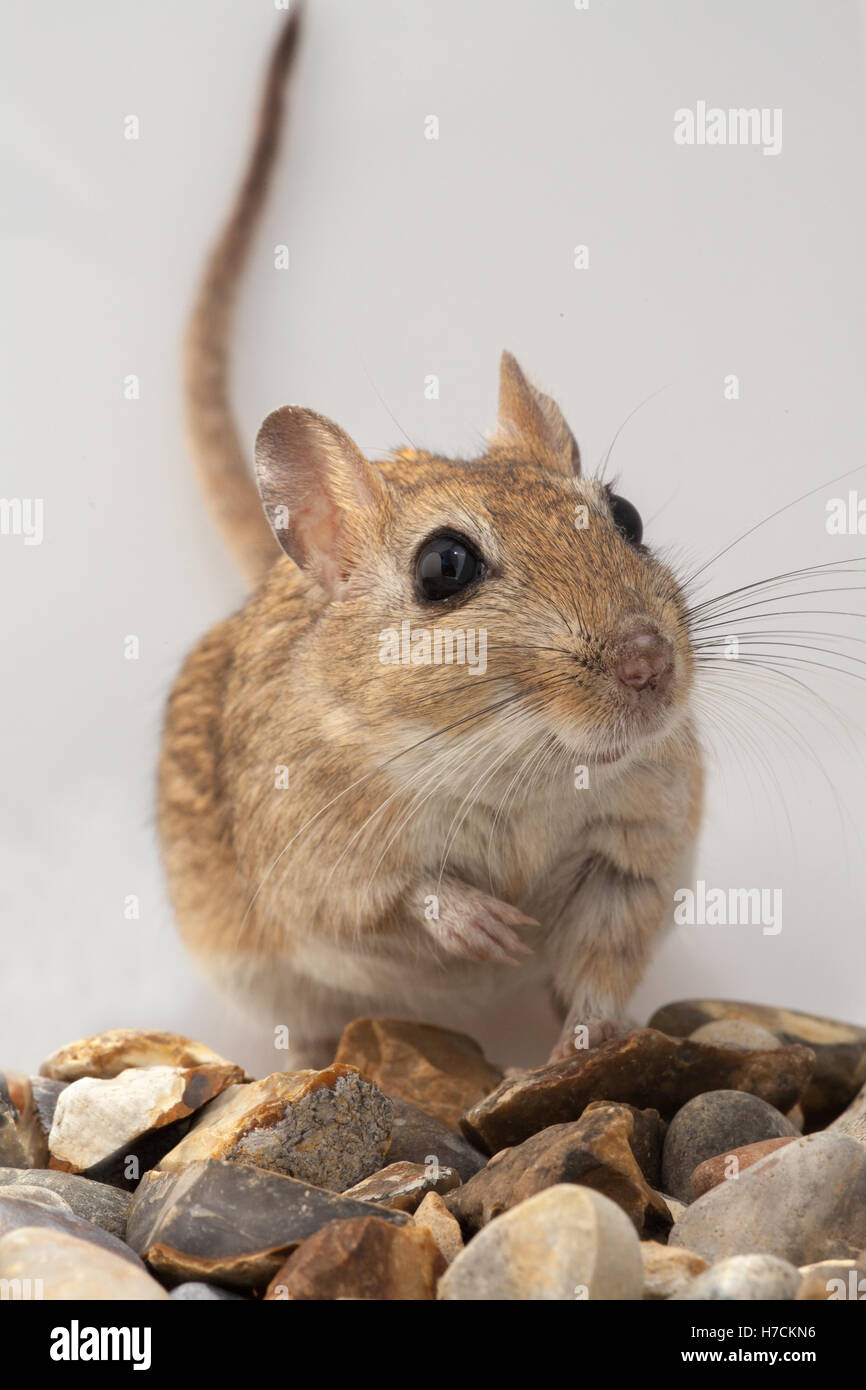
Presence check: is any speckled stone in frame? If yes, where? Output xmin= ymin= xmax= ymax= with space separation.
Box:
xmin=671 ymin=1254 xmax=801 ymax=1301
xmin=438 ymin=1184 xmax=644 ymax=1301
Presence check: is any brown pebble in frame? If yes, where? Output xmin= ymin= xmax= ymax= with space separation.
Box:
xmin=690 ymin=1136 xmax=798 ymax=1198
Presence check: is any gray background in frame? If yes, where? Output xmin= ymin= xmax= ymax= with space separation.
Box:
xmin=2 ymin=0 xmax=864 ymax=1075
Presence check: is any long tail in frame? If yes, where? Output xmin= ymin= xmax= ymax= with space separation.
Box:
xmin=182 ymin=9 xmax=302 ymax=588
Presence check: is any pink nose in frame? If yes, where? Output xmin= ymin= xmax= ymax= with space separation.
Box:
xmin=614 ymin=628 xmax=674 ymax=693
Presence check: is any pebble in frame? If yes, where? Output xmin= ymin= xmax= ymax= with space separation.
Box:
xmin=661 ymin=1090 xmax=799 ymax=1202
xmin=265 ymin=1216 xmax=445 ymax=1300
xmin=670 ymin=1132 xmax=866 ymax=1265
xmin=171 ymin=1282 xmax=247 ymax=1301
xmin=671 ymin=1253 xmax=801 ymax=1301
xmin=460 ymin=1029 xmax=814 ymax=1153
xmin=688 ymin=1020 xmax=780 ymax=1051
xmin=126 ymin=1157 xmax=409 ymax=1290
xmin=796 ymin=1259 xmax=866 ymax=1301
xmin=29 ymin=1077 xmax=67 ymax=1136
xmin=446 ymin=1101 xmax=670 ymax=1239
xmin=650 ymin=999 xmax=866 ymax=1128
xmin=690 ymin=1137 xmax=798 ymax=1198
xmin=641 ymin=1241 xmax=708 ymax=1300
xmin=0 ymin=1167 xmax=131 ymax=1238
xmin=386 ymin=1095 xmax=487 ymax=1181
xmin=342 ymin=1160 xmax=459 ymax=1212
xmin=438 ymin=1184 xmax=644 ymax=1301
xmin=0 ymin=1192 xmax=144 ymax=1266
xmin=335 ymin=1017 xmax=502 ymax=1131
xmin=39 ymin=1029 xmax=244 ymax=1083
xmin=0 ymin=1226 xmax=168 ymax=1300
xmin=47 ymin=1063 xmax=241 ymax=1185
xmin=413 ymin=1192 xmax=464 ymax=1264
xmin=828 ymin=1078 xmax=866 ymax=1142
xmin=0 ymin=1071 xmax=48 ymax=1168
xmin=155 ymin=1065 xmax=392 ymax=1192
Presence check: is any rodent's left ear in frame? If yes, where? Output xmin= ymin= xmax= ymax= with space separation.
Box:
xmin=490 ymin=350 xmax=581 ymax=476
xmin=255 ymin=406 xmax=389 ymax=599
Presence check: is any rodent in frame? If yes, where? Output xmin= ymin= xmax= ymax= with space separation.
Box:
xmin=158 ymin=10 xmax=703 ymax=1069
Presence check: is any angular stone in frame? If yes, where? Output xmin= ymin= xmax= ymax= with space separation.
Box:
xmin=671 ymin=1253 xmax=801 ymax=1301
xmin=0 ymin=1072 xmax=48 ymax=1168
xmin=413 ymin=1191 xmax=464 ymax=1264
xmin=335 ymin=1018 xmax=502 ymax=1131
xmin=155 ymin=1066 xmax=391 ymax=1192
xmin=30 ymin=1077 xmax=67 ymax=1136
xmin=342 ymin=1160 xmax=459 ymax=1213
xmin=265 ymin=1216 xmax=445 ymax=1300
xmin=650 ymin=999 xmax=866 ymax=1127
xmin=386 ymin=1096 xmax=487 ymax=1181
xmin=670 ymin=1132 xmax=866 ymax=1265
xmin=438 ymin=1184 xmax=643 ymax=1301
xmin=0 ymin=1192 xmax=144 ymax=1266
xmin=656 ymin=1192 xmax=686 ymax=1222
xmin=0 ymin=1168 xmax=131 ymax=1239
xmin=171 ymin=1281 xmax=247 ymax=1301
xmin=126 ymin=1159 xmax=409 ymax=1289
xmin=0 ymin=1226 xmax=168 ymax=1300
xmin=48 ymin=1063 xmax=240 ymax=1186
xmin=689 ymin=1020 xmax=781 ymax=1051
xmin=460 ymin=1029 xmax=813 ymax=1154
xmin=690 ymin=1137 xmax=798 ymax=1198
xmin=641 ymin=1241 xmax=708 ymax=1300
xmin=797 ymin=1259 xmax=866 ymax=1301
xmin=661 ymin=1090 xmax=799 ymax=1202
xmin=40 ymin=1029 xmax=244 ymax=1083
xmin=446 ymin=1102 xmax=669 ymax=1239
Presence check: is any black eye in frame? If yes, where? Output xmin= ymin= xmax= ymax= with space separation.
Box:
xmin=608 ymin=493 xmax=643 ymax=546
xmin=415 ymin=532 xmax=485 ymax=601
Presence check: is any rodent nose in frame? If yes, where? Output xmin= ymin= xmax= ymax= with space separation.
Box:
xmin=614 ymin=628 xmax=674 ymax=694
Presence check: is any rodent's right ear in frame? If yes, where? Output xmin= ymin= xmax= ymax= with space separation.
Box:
xmin=254 ymin=406 xmax=389 ymax=599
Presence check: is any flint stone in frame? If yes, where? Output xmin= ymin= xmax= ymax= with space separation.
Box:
xmin=156 ymin=1065 xmax=391 ymax=1192
xmin=641 ymin=1241 xmax=708 ymax=1300
xmin=48 ymin=1063 xmax=240 ymax=1186
xmin=690 ymin=1137 xmax=798 ymax=1198
xmin=0 ymin=1167 xmax=131 ymax=1239
xmin=30 ymin=1077 xmax=67 ymax=1136
xmin=0 ymin=1226 xmax=168 ymax=1300
xmin=446 ymin=1101 xmax=669 ymax=1238
xmin=126 ymin=1158 xmax=409 ymax=1289
xmin=661 ymin=1090 xmax=799 ymax=1202
xmin=650 ymin=999 xmax=866 ymax=1127
xmin=670 ymin=1132 xmax=866 ymax=1265
xmin=438 ymin=1184 xmax=643 ymax=1301
xmin=335 ymin=1017 xmax=502 ymax=1130
xmin=343 ymin=1160 xmax=459 ymax=1212
xmin=0 ymin=1192 xmax=145 ymax=1267
xmin=689 ymin=1020 xmax=780 ymax=1051
xmin=386 ymin=1095 xmax=486 ymax=1181
xmin=40 ymin=1029 xmax=244 ymax=1082
xmin=671 ymin=1253 xmax=801 ymax=1301
xmin=265 ymin=1216 xmax=445 ymax=1300
xmin=0 ymin=1072 xmax=48 ymax=1167
xmin=460 ymin=1029 xmax=813 ymax=1154
xmin=413 ymin=1191 xmax=464 ymax=1264
xmin=797 ymin=1259 xmax=866 ymax=1301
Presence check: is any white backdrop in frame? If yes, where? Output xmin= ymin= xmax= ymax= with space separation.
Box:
xmin=2 ymin=0 xmax=865 ymax=1075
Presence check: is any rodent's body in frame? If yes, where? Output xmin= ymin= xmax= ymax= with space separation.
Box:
xmin=160 ymin=434 xmax=703 ymax=1065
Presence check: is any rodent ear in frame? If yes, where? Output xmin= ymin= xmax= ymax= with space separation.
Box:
xmin=255 ymin=406 xmax=388 ymax=599
xmin=491 ymin=350 xmax=581 ymax=476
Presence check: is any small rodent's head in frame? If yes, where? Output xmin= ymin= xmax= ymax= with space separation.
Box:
xmin=254 ymin=352 xmax=694 ymax=777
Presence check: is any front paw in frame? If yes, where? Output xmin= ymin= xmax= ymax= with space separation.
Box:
xmin=425 ymin=884 xmax=537 ymax=966
xmin=547 ymin=1015 xmax=633 ymax=1064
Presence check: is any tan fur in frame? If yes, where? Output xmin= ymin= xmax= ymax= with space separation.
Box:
xmin=160 ymin=13 xmax=704 ymax=1066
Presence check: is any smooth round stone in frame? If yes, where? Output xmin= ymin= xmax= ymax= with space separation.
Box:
xmin=438 ymin=1184 xmax=643 ymax=1301
xmin=0 ymin=1186 xmax=72 ymax=1213
xmin=689 ymin=1021 xmax=781 ymax=1051
xmin=0 ymin=1227 xmax=168 ymax=1300
xmin=662 ymin=1090 xmax=799 ymax=1202
xmin=672 ymin=1254 xmax=801 ymax=1301
xmin=170 ymin=1282 xmax=246 ymax=1301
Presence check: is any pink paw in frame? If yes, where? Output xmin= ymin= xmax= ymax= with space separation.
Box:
xmin=427 ymin=886 xmax=537 ymax=966
xmin=547 ymin=1016 xmax=629 ymax=1064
